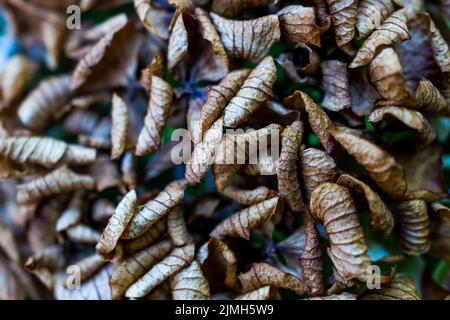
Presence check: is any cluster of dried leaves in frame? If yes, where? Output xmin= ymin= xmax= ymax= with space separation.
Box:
xmin=0 ymin=0 xmax=449 ymax=300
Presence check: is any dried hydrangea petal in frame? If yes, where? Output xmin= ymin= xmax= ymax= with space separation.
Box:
xmin=122 ymin=219 xmax=167 ymax=254
xmin=361 ymin=276 xmax=420 ymax=300
xmin=326 ymin=0 xmax=358 ymax=47
xmin=222 ymin=185 xmax=276 ymax=206
xmin=167 ymin=206 xmax=192 ymax=247
xmin=321 ymin=60 xmax=352 ymax=111
xmin=236 ymin=286 xmax=281 ymax=300
xmin=171 ymin=261 xmax=211 ymax=300
xmin=356 ymin=0 xmax=396 ymax=39
xmin=167 ymin=13 xmax=188 ymax=71
xmin=111 ymin=93 xmax=129 ymax=160
xmin=211 ymin=0 xmax=271 ymax=17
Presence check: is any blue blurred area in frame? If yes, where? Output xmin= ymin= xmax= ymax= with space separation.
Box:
xmin=0 ymin=8 xmax=20 ymax=69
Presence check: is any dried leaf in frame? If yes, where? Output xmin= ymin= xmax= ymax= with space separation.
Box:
xmin=236 ymin=286 xmax=281 ymax=300
xmin=96 ymin=190 xmax=137 ymax=260
xmin=429 ymin=203 xmax=450 ymax=260
xmin=125 ymin=244 xmax=195 ymax=298
xmin=66 ymin=224 xmax=101 ymax=244
xmin=223 ymin=56 xmax=277 ymax=128
xmin=187 ymin=94 xmax=204 ymax=145
xmin=222 ymin=185 xmax=276 ymax=206
xmin=72 ymin=254 xmax=107 ymax=284
xmin=71 ymin=20 xmax=141 ymax=94
xmin=351 ymin=9 xmax=411 ymax=68
xmin=305 ymin=292 xmax=357 ymax=300
xmin=276 ymin=121 xmax=305 ymax=212
xmin=300 ymin=147 xmax=339 ymax=199
xmin=17 ymin=167 xmax=95 ymax=205
xmin=361 ymin=276 xmax=420 ymax=300
xmin=310 ymin=183 xmax=371 ymax=285
xmin=239 ymin=263 xmax=308 ymax=295
xmin=55 ymin=191 xmax=84 ymax=232
xmin=330 ymin=127 xmax=407 ymax=199
xmin=134 ymin=0 xmax=171 ymax=39
xmin=0 ymin=55 xmax=37 ymax=111
xmin=211 ymin=0 xmax=271 ymax=17
xmin=109 ymin=239 xmax=172 ymax=299
xmin=0 ymin=220 xmax=21 ymax=265
xmin=210 ymin=13 xmax=281 ymax=63
xmin=167 ymin=206 xmax=192 ymax=247
xmin=277 ymin=5 xmax=325 ymax=47
xmin=24 ymin=245 xmax=64 ymax=289
xmin=321 ymin=60 xmax=352 ymax=111
xmin=337 ymin=174 xmax=394 ymax=236
xmin=168 ymin=14 xmax=188 ymax=71
xmin=349 ymin=68 xmax=381 ymax=116
xmin=89 ymin=155 xmax=124 ymax=192
xmin=200 ymin=69 xmax=250 ymax=135
xmin=301 ymin=212 xmax=325 ymax=296
xmin=171 ymin=261 xmax=211 ymax=300
xmin=326 ymin=0 xmax=358 ymax=47
xmin=284 ymin=91 xmax=334 ymax=153
xmin=185 ymin=118 xmax=223 ymax=185
xmin=111 ymin=93 xmax=129 ymax=160
xmin=396 ymin=200 xmax=430 ymax=256
xmin=122 ymin=219 xmax=167 ymax=254
xmin=210 ymin=197 xmax=282 ymax=240
xmin=123 ymin=180 xmax=187 ymax=239
xmin=356 ymin=0 xmax=396 ymax=39
xmin=369 ymin=106 xmax=436 ymax=146
xmin=135 ymin=76 xmax=173 ymax=156
xmin=411 ymin=79 xmax=450 ymax=116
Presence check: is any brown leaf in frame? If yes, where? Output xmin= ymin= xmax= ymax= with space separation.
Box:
xmin=222 ymin=185 xmax=276 ymax=206
xmin=109 ymin=239 xmax=172 ymax=299
xmin=239 ymin=263 xmax=308 ymax=295
xmin=167 ymin=206 xmax=192 ymax=246
xmin=0 ymin=219 xmax=21 ymax=265
xmin=321 ymin=60 xmax=352 ymax=111
xmin=96 ymin=190 xmax=137 ymax=260
xmin=185 ymin=118 xmax=223 ymax=185
xmin=200 ymin=69 xmax=250 ymax=135
xmin=223 ymin=56 xmax=277 ymax=128
xmin=211 ymin=0 xmax=271 ymax=17
xmin=122 ymin=218 xmax=167 ymax=254
xmin=349 ymin=68 xmax=381 ymax=116
xmin=168 ymin=13 xmax=189 ymax=71
xmin=236 ymin=286 xmax=281 ymax=300
xmin=361 ymin=276 xmax=420 ymax=300
xmin=337 ymin=174 xmax=394 ymax=236
xmin=55 ymin=191 xmax=84 ymax=232
xmin=356 ymin=0 xmax=396 ymax=39
xmin=134 ymin=0 xmax=171 ymax=39
xmin=17 ymin=167 xmax=95 ymax=205
xmin=330 ymin=127 xmax=407 ymax=199
xmin=24 ymin=245 xmax=64 ymax=289
xmin=310 ymin=183 xmax=371 ymax=286
xmin=210 ymin=13 xmax=281 ymax=63
xmin=300 ymin=147 xmax=339 ymax=199
xmin=240 ymin=152 xmax=277 ymax=177
xmin=125 ymin=243 xmax=195 ymax=298
xmin=411 ymin=79 xmax=450 ymax=116
xmin=122 ymin=180 xmax=187 ymax=239
xmin=197 ymin=237 xmax=240 ymax=292
xmin=429 ymin=203 xmax=450 ymax=260
xmin=351 ymin=9 xmax=411 ymax=68
xmin=191 ymin=44 xmax=229 ymax=83
xmin=276 ymin=121 xmax=305 ymax=212
xmin=396 ymin=200 xmax=430 ymax=256
xmin=71 ymin=254 xmax=107 ymax=285
xmin=284 ymin=91 xmax=334 ymax=153
xmin=135 ymin=76 xmax=173 ymax=156
xmin=210 ymin=197 xmax=282 ymax=240
xmin=305 ymin=292 xmax=357 ymax=300
xmin=196 ymin=7 xmax=229 ymax=69
xmin=171 ymin=261 xmax=211 ymax=300
xmin=301 ymin=212 xmax=325 ymax=296
xmin=140 ymin=55 xmax=164 ymax=93
xmin=369 ymin=106 xmax=436 ymax=146
xmin=111 ymin=93 xmax=129 ymax=160
xmin=0 ymin=55 xmax=37 ymax=111
xmin=89 ymin=155 xmax=124 ymax=192
xmin=187 ymin=94 xmax=204 ymax=145
xmin=277 ymin=5 xmax=325 ymax=47
xmin=71 ymin=20 xmax=141 ymax=94
xmin=0 ymin=136 xmax=96 ymax=169
xmin=326 ymin=0 xmax=358 ymax=47
xmin=66 ymin=224 xmax=101 ymax=244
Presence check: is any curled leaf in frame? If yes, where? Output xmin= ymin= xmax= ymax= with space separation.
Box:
xmin=66 ymin=224 xmax=101 ymax=244
xmin=210 ymin=13 xmax=281 ymax=63
xmin=330 ymin=127 xmax=407 ymax=198
xmin=167 ymin=206 xmax=192 ymax=247
xmin=321 ymin=60 xmax=352 ymax=111
xmin=356 ymin=0 xmax=396 ymax=39
xmin=305 ymin=292 xmax=357 ymax=300
xmin=109 ymin=239 xmax=172 ymax=299
xmin=134 ymin=0 xmax=171 ymax=39
xmin=125 ymin=244 xmax=195 ymax=298
xmin=135 ymin=76 xmax=173 ymax=156
xmin=210 ymin=196 xmax=282 ymax=240
xmin=396 ymin=200 xmax=430 ymax=256
xmin=276 ymin=121 xmax=305 ymax=212
xmin=222 ymin=185 xmax=276 ymax=206
xmin=17 ymin=167 xmax=95 ymax=205
xmin=337 ymin=174 xmax=394 ymax=236
xmin=351 ymin=9 xmax=411 ymax=68
xmin=310 ymin=183 xmax=371 ymax=285
xmin=111 ymin=93 xmax=129 ymax=160
xmin=429 ymin=203 xmax=450 ymax=260
xmin=96 ymin=190 xmax=137 ymax=260
xmin=123 ymin=180 xmax=187 ymax=239
xmin=239 ymin=263 xmax=308 ymax=295
xmin=326 ymin=0 xmax=358 ymax=47
xmin=171 ymin=261 xmax=211 ymax=300
xmin=361 ymin=276 xmax=420 ymax=300
xmin=411 ymin=79 xmax=450 ymax=116
xmin=0 ymin=220 xmax=21 ymax=265
xmin=24 ymin=245 xmax=64 ymax=289
xmin=71 ymin=254 xmax=107 ymax=285
xmin=167 ymin=13 xmax=188 ymax=71
xmin=122 ymin=219 xmax=167 ymax=254
xmin=369 ymin=106 xmax=436 ymax=146
xmin=300 ymin=147 xmax=339 ymax=199
xmin=55 ymin=191 xmax=84 ymax=232
xmin=236 ymin=286 xmax=281 ymax=300
xmin=223 ymin=56 xmax=277 ymax=128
